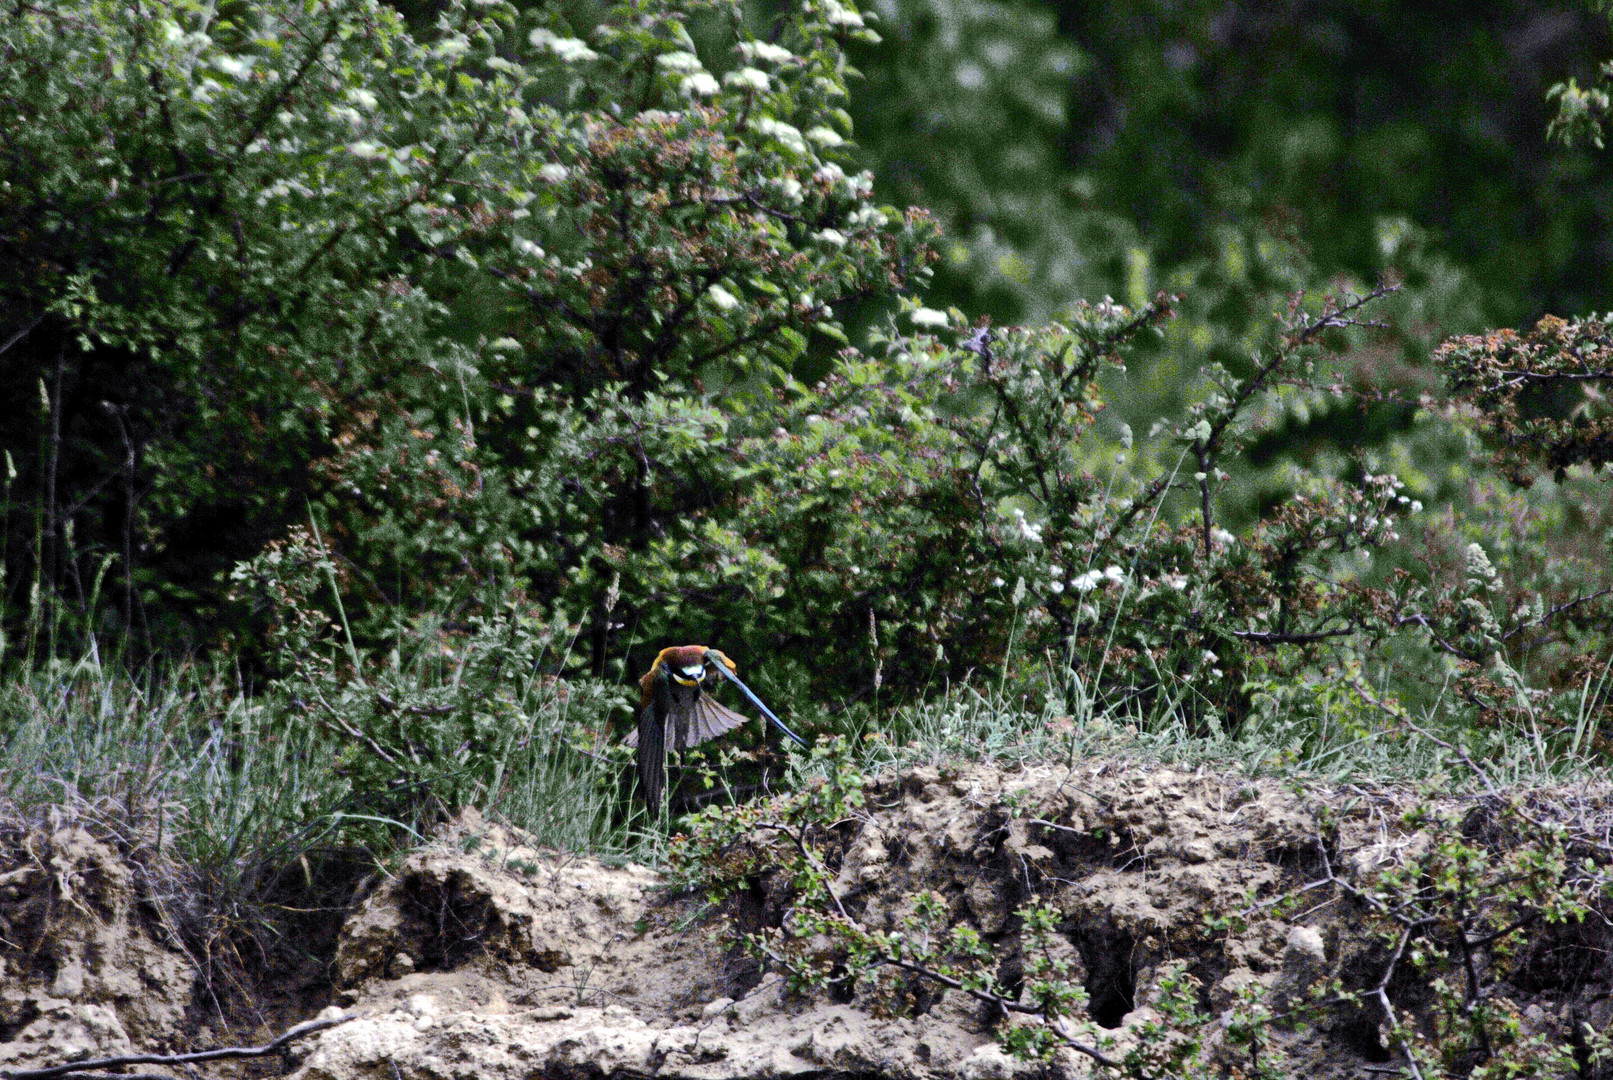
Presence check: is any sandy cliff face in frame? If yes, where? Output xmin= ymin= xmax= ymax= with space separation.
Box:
xmin=289 ymin=763 xmax=1613 ymax=1080
xmin=0 ymin=817 xmax=194 ymax=1073
xmin=3 ymin=761 xmax=1610 ymax=1079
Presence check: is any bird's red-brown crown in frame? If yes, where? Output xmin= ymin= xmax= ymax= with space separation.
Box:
xmin=657 ymin=644 xmax=708 ymax=671
xmin=639 ymin=644 xmax=737 ymax=697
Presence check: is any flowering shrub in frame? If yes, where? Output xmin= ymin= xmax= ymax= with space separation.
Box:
xmin=0 ymin=0 xmax=933 ymax=658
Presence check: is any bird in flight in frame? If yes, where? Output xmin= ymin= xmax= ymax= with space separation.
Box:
xmin=626 ymin=645 xmax=808 ymax=811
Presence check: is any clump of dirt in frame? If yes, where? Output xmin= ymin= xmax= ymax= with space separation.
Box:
xmin=283 ymin=762 xmax=1613 ymax=1080
xmin=0 ymin=810 xmax=196 ymax=1072
xmin=329 ymin=808 xmax=738 ymax=1017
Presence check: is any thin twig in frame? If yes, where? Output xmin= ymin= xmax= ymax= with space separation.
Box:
xmin=0 ymin=315 xmax=43 ymax=358
xmin=1 ymin=1013 xmax=357 ymax=1080
xmin=756 ymin=820 xmax=850 ymax=920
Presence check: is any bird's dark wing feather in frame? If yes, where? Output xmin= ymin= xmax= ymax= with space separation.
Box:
xmin=636 ymin=667 xmax=671 ymax=809
xmin=625 ymin=697 xmax=745 ymax=748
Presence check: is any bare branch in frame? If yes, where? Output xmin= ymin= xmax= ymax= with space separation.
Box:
xmin=1 ymin=1013 xmax=358 ymax=1080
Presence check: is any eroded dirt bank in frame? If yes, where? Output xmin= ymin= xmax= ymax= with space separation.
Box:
xmin=3 ymin=760 xmax=1611 ymax=1079
xmin=0 ymin=813 xmax=194 ymax=1072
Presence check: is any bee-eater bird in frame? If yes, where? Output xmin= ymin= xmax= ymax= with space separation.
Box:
xmin=626 ymin=645 xmax=808 ymax=810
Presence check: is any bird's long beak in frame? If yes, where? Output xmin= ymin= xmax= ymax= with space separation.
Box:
xmin=704 ymin=650 xmax=810 ymax=748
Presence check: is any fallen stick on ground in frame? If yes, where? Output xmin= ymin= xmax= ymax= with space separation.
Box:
xmin=0 ymin=1012 xmax=357 ymax=1080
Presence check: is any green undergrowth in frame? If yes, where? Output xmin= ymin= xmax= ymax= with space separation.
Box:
xmin=0 ymin=626 xmax=645 ymax=1007
xmin=3 ymin=628 xmax=1608 ymax=891
xmin=0 ymin=653 xmax=638 ymax=861
xmin=825 ymin=664 xmax=1613 ymax=800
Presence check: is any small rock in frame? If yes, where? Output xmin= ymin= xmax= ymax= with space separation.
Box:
xmin=1281 ymin=925 xmax=1326 ymax=985
xmin=1520 ymin=1003 xmax=1551 ymax=1038
xmin=50 ymin=959 xmax=85 ymax=999
xmin=965 ymin=880 xmax=1008 ymax=935
xmin=1269 ymin=925 xmax=1328 ymax=1021
xmin=1179 ymin=839 xmax=1214 ymax=864
xmin=731 ymin=981 xmax=781 ymax=1024
xmin=700 ymin=997 xmax=734 ymax=1019
xmin=960 ymin=1042 xmax=1018 ymax=1080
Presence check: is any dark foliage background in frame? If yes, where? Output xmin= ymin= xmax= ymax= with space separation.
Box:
xmin=850 ymin=0 xmax=1613 ymax=327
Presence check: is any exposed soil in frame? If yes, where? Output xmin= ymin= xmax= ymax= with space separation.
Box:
xmin=0 ymin=813 xmax=194 ymax=1073
xmin=3 ymin=760 xmax=1610 ymax=1079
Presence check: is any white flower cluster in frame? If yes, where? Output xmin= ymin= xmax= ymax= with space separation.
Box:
xmin=847 ymin=205 xmax=887 ymax=227
xmin=254 ymin=177 xmax=315 ymax=206
xmin=755 ymin=117 xmax=808 ymax=154
xmin=529 ymin=28 xmax=598 ymax=63
xmin=681 ymin=73 xmax=719 ymax=97
xmin=811 ymin=162 xmax=873 ymax=197
xmin=771 ymin=176 xmax=803 ymax=203
xmin=738 ymin=41 xmax=796 ymax=64
xmin=1072 ymin=565 xmax=1125 ymax=592
xmin=1093 ymin=295 xmax=1127 ymax=319
xmin=1012 ymin=508 xmax=1043 ymax=543
xmin=1355 ymin=471 xmax=1422 ymax=545
xmin=434 ymin=36 xmax=469 ymax=59
xmin=821 ymin=0 xmax=866 ymax=26
xmin=1464 ymin=542 xmax=1499 ymax=590
xmin=725 ymin=67 xmax=770 ymax=91
xmin=656 ymin=51 xmax=704 ymax=73
xmin=814 ymin=161 xmax=846 ymax=186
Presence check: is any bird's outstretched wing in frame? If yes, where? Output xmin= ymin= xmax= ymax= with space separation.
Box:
xmin=688 ymin=694 xmax=750 ymax=744
xmin=704 ymin=651 xmax=810 ymax=748
xmin=623 ymin=691 xmax=752 ymax=748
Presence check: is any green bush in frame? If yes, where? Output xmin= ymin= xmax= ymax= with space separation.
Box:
xmin=3 ymin=0 xmax=1612 ymax=861
xmin=0 ymin=0 xmax=934 ymax=659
